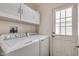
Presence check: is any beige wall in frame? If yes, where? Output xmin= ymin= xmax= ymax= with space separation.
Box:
xmin=0 ymin=20 xmax=36 ymax=34
xmin=38 ymin=4 xmax=53 ymax=35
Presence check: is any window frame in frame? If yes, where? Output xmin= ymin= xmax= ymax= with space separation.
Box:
xmin=55 ymin=5 xmax=73 ymax=36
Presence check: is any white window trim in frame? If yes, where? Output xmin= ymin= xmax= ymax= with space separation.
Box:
xmin=54 ymin=4 xmax=75 ymax=36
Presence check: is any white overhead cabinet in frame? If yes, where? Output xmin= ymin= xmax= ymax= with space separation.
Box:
xmin=21 ymin=4 xmax=34 ymax=23
xmin=33 ymin=11 xmax=40 ymax=24
xmin=0 ymin=3 xmax=40 ymax=25
xmin=0 ymin=3 xmax=20 ymax=20
xmin=21 ymin=4 xmax=40 ymax=24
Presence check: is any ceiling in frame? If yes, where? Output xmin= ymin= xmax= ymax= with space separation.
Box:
xmin=26 ymin=3 xmax=67 ymax=8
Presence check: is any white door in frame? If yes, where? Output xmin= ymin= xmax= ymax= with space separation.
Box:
xmin=52 ymin=4 xmax=78 ymax=56
xmin=0 ymin=3 xmax=20 ymax=20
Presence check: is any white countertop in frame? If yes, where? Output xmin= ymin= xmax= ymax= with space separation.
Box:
xmin=0 ymin=35 xmax=48 ymax=54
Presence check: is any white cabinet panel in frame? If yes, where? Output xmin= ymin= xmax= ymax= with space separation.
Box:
xmin=0 ymin=3 xmax=20 ymax=20
xmin=34 ymin=41 xmax=39 ymax=56
xmin=32 ymin=11 xmax=40 ymax=24
xmin=40 ymin=38 xmax=49 ymax=56
xmin=21 ymin=4 xmax=34 ymax=23
xmin=21 ymin=4 xmax=40 ymax=24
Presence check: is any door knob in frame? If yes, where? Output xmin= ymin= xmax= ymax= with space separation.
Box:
xmin=52 ymin=32 xmax=55 ymax=34
xmin=75 ymin=46 xmax=79 ymax=48
xmin=52 ymin=32 xmax=55 ymax=37
xmin=52 ymin=35 xmax=55 ymax=37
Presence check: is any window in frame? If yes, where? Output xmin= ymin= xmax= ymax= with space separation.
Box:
xmin=56 ymin=7 xmax=72 ymax=35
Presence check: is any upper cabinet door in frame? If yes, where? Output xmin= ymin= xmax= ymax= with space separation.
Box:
xmin=21 ymin=4 xmax=40 ymax=24
xmin=0 ymin=3 xmax=20 ymax=20
xmin=33 ymin=11 xmax=40 ymax=24
xmin=21 ymin=4 xmax=33 ymax=23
